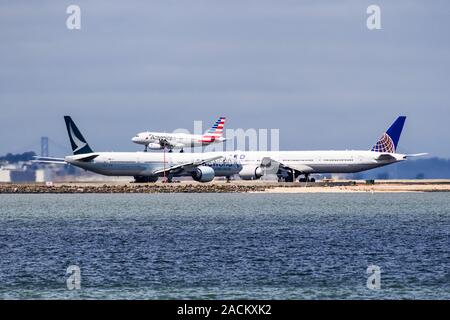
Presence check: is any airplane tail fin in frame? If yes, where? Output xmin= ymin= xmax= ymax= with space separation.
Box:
xmin=201 ymin=117 xmax=226 ymax=142
xmin=371 ymin=116 xmax=406 ymax=153
xmin=64 ymin=116 xmax=94 ymax=155
xmin=204 ymin=117 xmax=226 ymax=137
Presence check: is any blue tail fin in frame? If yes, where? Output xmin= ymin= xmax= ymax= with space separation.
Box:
xmin=371 ymin=116 xmax=406 ymax=153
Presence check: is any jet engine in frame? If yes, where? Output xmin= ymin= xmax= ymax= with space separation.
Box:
xmin=192 ymin=166 xmax=215 ymax=182
xmin=239 ymin=165 xmax=263 ymax=180
xmin=147 ymin=143 xmax=163 ymax=150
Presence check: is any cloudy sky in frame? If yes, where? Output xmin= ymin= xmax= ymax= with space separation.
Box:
xmin=1 ymin=0 xmax=449 ymax=157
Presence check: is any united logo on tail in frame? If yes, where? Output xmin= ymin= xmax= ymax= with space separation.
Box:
xmin=371 ymin=133 xmax=395 ymax=153
xmin=371 ymin=116 xmax=406 ymax=153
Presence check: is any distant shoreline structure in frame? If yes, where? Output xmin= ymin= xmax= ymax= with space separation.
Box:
xmin=1 ymin=180 xmax=450 ymax=194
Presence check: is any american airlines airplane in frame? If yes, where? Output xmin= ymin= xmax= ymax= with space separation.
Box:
xmin=35 ymin=116 xmax=425 ymax=183
xmin=131 ymin=117 xmax=227 ymax=152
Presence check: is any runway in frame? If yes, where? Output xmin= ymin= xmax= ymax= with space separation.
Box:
xmin=1 ymin=180 xmax=450 ymax=193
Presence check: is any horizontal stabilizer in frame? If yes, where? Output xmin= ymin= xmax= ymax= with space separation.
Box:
xmin=33 ymin=156 xmax=66 ymax=164
xmin=375 ymin=154 xmax=397 ymax=161
xmin=73 ymin=154 xmax=99 ymax=162
xmin=405 ymin=153 xmax=428 ymax=158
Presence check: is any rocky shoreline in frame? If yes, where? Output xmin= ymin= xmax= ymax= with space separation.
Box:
xmin=0 ymin=183 xmax=270 ymax=194
xmin=2 ymin=181 xmax=450 ymax=194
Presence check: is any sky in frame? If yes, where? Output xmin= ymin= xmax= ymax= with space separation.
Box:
xmin=1 ymin=0 xmax=449 ymax=157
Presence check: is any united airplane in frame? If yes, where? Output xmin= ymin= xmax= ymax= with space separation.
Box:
xmin=231 ymin=116 xmax=427 ymax=182
xmin=132 ymin=117 xmax=227 ymax=152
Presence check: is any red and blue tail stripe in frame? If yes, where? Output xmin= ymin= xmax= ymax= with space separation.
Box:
xmin=201 ymin=117 xmax=226 ymax=143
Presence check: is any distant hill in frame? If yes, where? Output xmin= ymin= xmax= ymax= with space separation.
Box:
xmin=348 ymin=158 xmax=450 ymax=180
xmin=0 ymin=151 xmax=36 ymax=164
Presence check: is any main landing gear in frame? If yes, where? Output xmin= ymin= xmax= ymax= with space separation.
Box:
xmin=283 ymin=175 xmax=295 ymax=183
xmin=162 ymin=174 xmax=174 ymax=183
xmin=180 ymin=149 xmax=184 ymax=153
xmin=278 ymin=172 xmax=316 ymax=183
xmin=299 ymin=174 xmax=315 ymax=183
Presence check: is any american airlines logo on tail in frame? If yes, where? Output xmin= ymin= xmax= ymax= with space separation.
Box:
xmin=201 ymin=117 xmax=226 ymax=142
xmin=206 ymin=117 xmax=225 ymax=136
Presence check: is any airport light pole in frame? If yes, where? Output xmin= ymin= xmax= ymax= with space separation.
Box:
xmin=163 ymin=146 xmax=166 ymax=182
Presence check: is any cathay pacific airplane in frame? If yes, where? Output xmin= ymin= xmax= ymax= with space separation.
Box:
xmin=35 ymin=116 xmax=425 ymax=183
xmin=131 ymin=117 xmax=227 ymax=152
xmin=35 ymin=116 xmax=241 ymax=182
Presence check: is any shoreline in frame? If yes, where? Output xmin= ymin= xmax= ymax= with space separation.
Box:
xmin=1 ymin=180 xmax=450 ymax=194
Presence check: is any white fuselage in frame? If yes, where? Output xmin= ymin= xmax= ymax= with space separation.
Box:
xmin=65 ymin=152 xmax=241 ymax=178
xmin=132 ymin=132 xmax=226 ymax=149
xmin=227 ymin=150 xmax=405 ymax=173
xmin=65 ymin=150 xmax=406 ymax=178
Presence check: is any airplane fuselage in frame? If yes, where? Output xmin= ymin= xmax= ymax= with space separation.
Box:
xmin=65 ymin=152 xmax=241 ymax=177
xmin=228 ymin=150 xmax=405 ymax=173
xmin=65 ymin=150 xmax=405 ymax=179
xmin=132 ymin=132 xmax=226 ymax=150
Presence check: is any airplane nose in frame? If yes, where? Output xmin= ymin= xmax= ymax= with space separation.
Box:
xmin=132 ymin=137 xmax=138 ymax=142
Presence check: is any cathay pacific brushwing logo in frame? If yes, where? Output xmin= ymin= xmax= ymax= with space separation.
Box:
xmin=69 ymin=122 xmax=87 ymax=153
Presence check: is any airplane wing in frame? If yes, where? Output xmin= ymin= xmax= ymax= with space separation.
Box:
xmin=153 ymin=155 xmax=223 ymax=175
xmin=260 ymin=157 xmax=313 ymax=173
xmin=32 ymin=156 xmax=67 ymax=164
xmin=280 ymin=163 xmax=314 ymax=173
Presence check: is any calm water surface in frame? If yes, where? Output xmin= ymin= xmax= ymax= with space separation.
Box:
xmin=0 ymin=193 xmax=449 ymax=299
